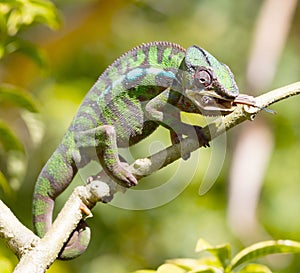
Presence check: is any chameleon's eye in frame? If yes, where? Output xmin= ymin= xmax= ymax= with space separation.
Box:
xmin=195 ymin=69 xmax=212 ymax=87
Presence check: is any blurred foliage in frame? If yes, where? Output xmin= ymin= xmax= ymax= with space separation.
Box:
xmin=0 ymin=0 xmax=60 ymax=60
xmin=133 ymin=238 xmax=300 ymax=273
xmin=0 ymin=0 xmax=59 ymax=194
xmin=1 ymin=0 xmax=300 ymax=272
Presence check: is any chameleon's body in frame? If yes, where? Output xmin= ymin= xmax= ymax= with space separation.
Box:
xmin=33 ymin=41 xmax=240 ymax=259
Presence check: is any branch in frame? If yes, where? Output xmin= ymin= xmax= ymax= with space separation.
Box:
xmin=0 ymin=200 xmax=39 ymax=259
xmin=130 ymin=82 xmax=300 ymax=178
xmin=13 ymin=182 xmax=109 ymax=273
xmin=8 ymin=81 xmax=300 ymax=272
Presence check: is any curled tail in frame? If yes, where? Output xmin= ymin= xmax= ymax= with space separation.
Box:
xmin=32 ymin=140 xmax=91 ymax=260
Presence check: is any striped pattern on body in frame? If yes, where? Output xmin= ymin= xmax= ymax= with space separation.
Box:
xmin=32 ymin=42 xmax=188 ymax=259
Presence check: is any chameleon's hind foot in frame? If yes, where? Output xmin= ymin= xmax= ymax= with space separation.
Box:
xmin=58 ymin=220 xmax=91 ymax=260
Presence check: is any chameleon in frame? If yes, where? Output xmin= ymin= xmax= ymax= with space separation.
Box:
xmin=32 ymin=41 xmax=254 ymax=259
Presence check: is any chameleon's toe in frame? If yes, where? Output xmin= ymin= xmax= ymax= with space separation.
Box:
xmin=111 ymin=164 xmax=138 ymax=188
xmin=118 ymin=169 xmax=138 ymax=187
xmin=182 ymin=152 xmax=191 ymax=160
xmin=193 ymin=126 xmax=210 ymax=148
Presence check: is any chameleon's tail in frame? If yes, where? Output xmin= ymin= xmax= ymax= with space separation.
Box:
xmin=32 ymin=143 xmax=91 ymax=260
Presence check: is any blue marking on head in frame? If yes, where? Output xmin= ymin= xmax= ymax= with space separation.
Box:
xmin=157 ymin=70 xmax=176 ymax=80
xmin=126 ymin=68 xmax=144 ymax=81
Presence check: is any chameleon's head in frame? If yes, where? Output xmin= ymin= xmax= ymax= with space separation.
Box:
xmin=183 ymin=45 xmax=239 ymax=115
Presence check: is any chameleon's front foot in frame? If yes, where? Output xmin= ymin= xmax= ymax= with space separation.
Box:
xmin=104 ymin=161 xmax=138 ymax=188
xmin=182 ymin=126 xmax=210 ymax=159
xmin=114 ymin=164 xmax=137 ymax=187
xmin=193 ymin=125 xmax=210 ymax=148
xmin=171 ymin=126 xmax=210 ymax=161
xmin=170 ymin=130 xmax=191 ymax=160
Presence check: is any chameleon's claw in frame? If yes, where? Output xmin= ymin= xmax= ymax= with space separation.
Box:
xmin=112 ymin=163 xmax=138 ymax=188
xmin=87 ymin=165 xmax=137 ymax=188
xmin=170 ymin=127 xmax=210 ymax=160
xmin=182 ymin=152 xmax=191 ymax=160
xmin=121 ymin=172 xmax=138 ymax=188
xmin=193 ymin=126 xmax=210 ymax=148
xmin=180 ymin=126 xmax=211 ymax=160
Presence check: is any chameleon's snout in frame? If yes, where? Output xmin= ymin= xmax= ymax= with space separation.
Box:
xmin=185 ymin=89 xmax=260 ymax=116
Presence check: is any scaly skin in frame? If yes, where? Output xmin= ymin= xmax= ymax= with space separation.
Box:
xmin=32 ymin=41 xmax=239 ymax=259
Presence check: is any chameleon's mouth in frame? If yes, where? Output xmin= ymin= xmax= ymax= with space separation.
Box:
xmin=185 ymin=90 xmax=236 ymax=115
xmin=185 ymin=90 xmax=257 ymax=115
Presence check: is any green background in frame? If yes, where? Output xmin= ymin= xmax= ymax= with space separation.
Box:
xmin=1 ymin=0 xmax=300 ymax=272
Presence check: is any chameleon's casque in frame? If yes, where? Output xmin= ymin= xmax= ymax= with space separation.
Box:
xmin=33 ymin=42 xmax=240 ymax=259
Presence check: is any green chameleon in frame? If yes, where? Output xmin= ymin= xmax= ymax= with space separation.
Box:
xmin=33 ymin=41 xmax=254 ymax=259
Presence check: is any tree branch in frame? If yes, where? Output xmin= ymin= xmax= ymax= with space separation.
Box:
xmin=5 ymin=81 xmax=300 ymax=272
xmin=0 ymin=200 xmax=39 ymax=259
xmin=13 ymin=182 xmax=109 ymax=273
xmin=130 ymin=82 xmax=300 ymax=178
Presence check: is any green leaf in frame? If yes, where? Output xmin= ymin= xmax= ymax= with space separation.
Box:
xmin=195 ymin=239 xmax=214 ymax=252
xmin=18 ymin=40 xmax=47 ymax=67
xmin=229 ymin=240 xmax=300 ymax=271
xmin=168 ymin=258 xmax=222 ymax=271
xmin=238 ymin=264 xmax=273 ymax=273
xmin=157 ymin=264 xmax=187 ymax=273
xmin=0 ymin=83 xmax=39 ymax=112
xmin=3 ymin=0 xmax=61 ymax=36
xmin=195 ymin=239 xmax=231 ymax=268
xmin=0 ymin=120 xmax=23 ymax=152
xmin=2 ymin=38 xmax=47 ymax=66
xmin=189 ymin=267 xmax=219 ymax=273
xmin=168 ymin=258 xmax=203 ymax=270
